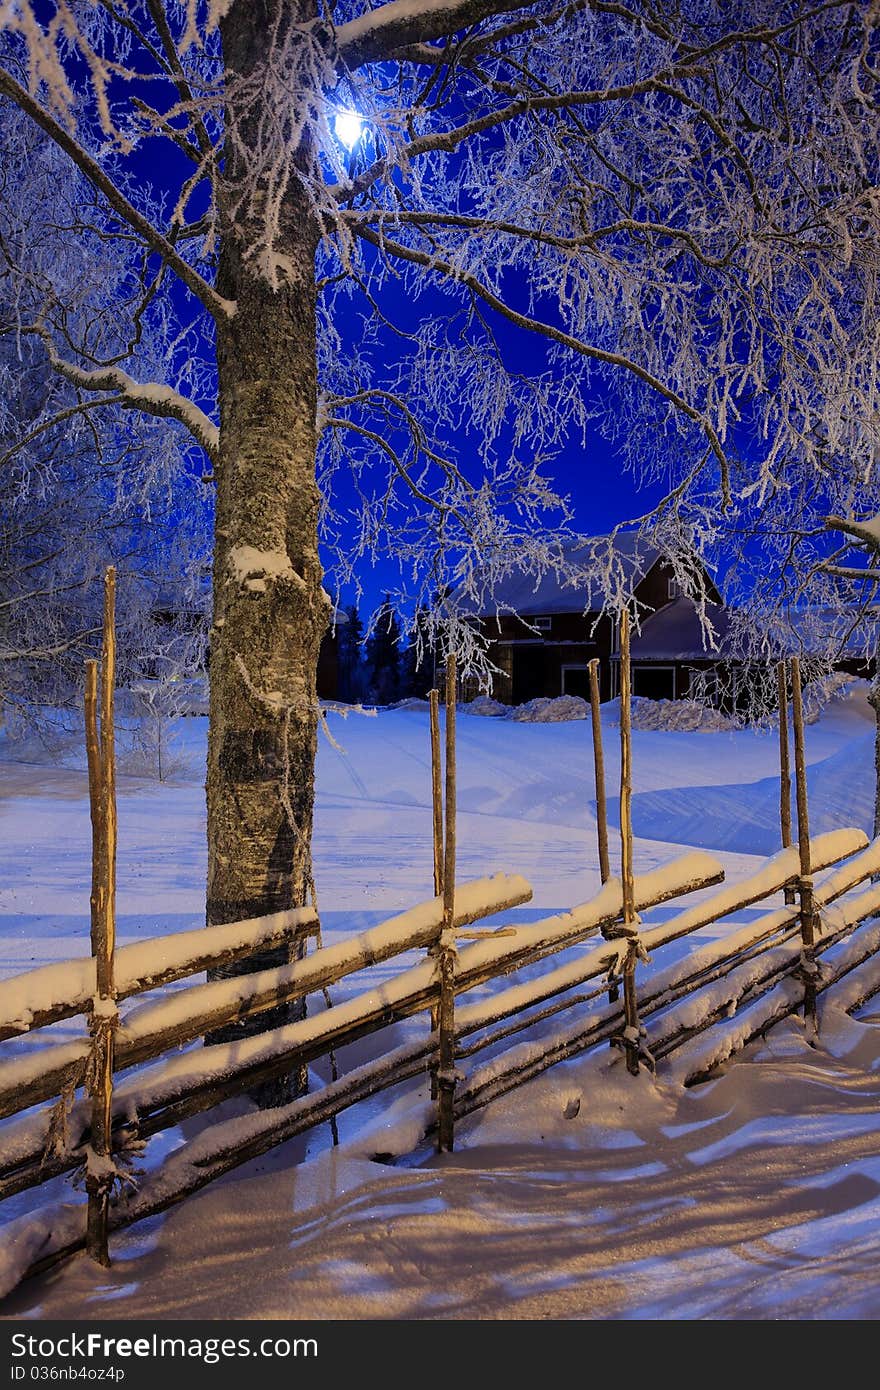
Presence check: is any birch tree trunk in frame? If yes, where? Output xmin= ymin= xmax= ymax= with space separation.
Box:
xmin=205 ymin=2 xmax=330 ymax=1089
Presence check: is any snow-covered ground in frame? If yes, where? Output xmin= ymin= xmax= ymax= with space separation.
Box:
xmin=2 ymin=682 xmax=880 ymax=1319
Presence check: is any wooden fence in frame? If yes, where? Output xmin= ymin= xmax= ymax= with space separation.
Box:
xmin=2 ymin=581 xmax=880 ymax=1291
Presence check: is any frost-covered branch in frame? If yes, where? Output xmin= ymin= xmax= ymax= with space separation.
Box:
xmin=0 ymin=66 xmax=229 ymax=321
xmin=354 ymin=223 xmax=731 ymax=502
xmin=825 ymin=514 xmax=880 ymax=556
xmin=0 ymin=395 xmax=124 ymax=469
xmin=824 ymin=564 xmax=880 ymax=582
xmin=336 ymin=0 xmax=553 ymax=67
xmin=34 ymin=331 xmax=219 ymax=462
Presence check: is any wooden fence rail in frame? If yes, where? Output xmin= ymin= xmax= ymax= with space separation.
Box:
xmin=0 ymin=853 xmax=716 ymax=1181
xmin=6 ymin=830 xmax=880 ymax=1289
xmin=1 ymin=833 xmax=873 ymax=1208
xmin=0 ymin=909 xmax=320 ymax=1042
xmin=0 ymin=874 xmax=531 ymax=1123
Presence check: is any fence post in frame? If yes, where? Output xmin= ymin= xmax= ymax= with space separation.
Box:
xmin=590 ymin=655 xmax=619 ymax=1018
xmin=588 ymin=658 xmax=610 ymax=885
xmin=85 ymin=566 xmax=118 ymax=1267
xmin=437 ymin=656 xmax=457 ymax=1151
xmin=619 ymin=609 xmax=641 ymax=1076
xmin=427 ymin=688 xmax=444 ymax=1098
xmin=789 ymin=656 xmax=819 ymax=1037
xmin=429 ymin=688 xmax=444 ymax=898
xmin=777 ymin=660 xmax=795 ymax=907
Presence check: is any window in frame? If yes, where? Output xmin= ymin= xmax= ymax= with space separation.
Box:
xmin=632 ymin=665 xmax=676 ymax=700
xmin=532 ymin=615 xmax=552 ymax=631
xmin=667 ymin=579 xmax=678 ymax=600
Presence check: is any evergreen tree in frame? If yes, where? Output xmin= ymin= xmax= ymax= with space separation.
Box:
xmin=337 ymin=603 xmax=366 ymax=703
xmin=366 ymin=599 xmax=402 ymax=705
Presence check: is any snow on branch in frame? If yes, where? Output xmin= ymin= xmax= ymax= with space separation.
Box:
xmin=825 ymin=514 xmax=880 ymax=555
xmin=335 ymin=0 xmax=548 ymax=67
xmin=822 ymin=565 xmax=880 ymax=583
xmin=36 ymin=336 xmax=219 ymax=462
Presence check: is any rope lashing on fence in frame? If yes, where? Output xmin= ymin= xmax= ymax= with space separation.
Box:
xmin=794 ymin=950 xmax=822 ymax=985
xmin=44 ymin=1077 xmax=78 ymax=1163
xmin=84 ymin=1001 xmax=119 ymax=1094
xmin=604 ymin=916 xmax=656 ymax=1072
xmin=611 ymin=1021 xmax=658 ymax=1075
xmin=602 ymin=915 xmax=649 ymax=973
xmin=82 ymin=1001 xmax=127 ymax=1206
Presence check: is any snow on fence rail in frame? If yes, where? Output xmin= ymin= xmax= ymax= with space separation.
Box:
xmin=0 ymin=855 xmax=715 ymax=1195
xmin=451 ymin=838 xmax=880 ymax=1120
xmin=3 ymin=597 xmax=880 ymax=1296
xmin=2 ymin=828 xmax=877 ymax=1279
xmin=0 ymin=908 xmax=321 ymax=1043
xmin=0 ymin=873 xmax=532 ymax=1122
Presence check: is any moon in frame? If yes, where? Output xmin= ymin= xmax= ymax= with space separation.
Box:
xmin=335 ymin=111 xmax=364 ymax=151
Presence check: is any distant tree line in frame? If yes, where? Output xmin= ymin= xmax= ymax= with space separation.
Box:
xmin=337 ymin=598 xmax=437 ymax=706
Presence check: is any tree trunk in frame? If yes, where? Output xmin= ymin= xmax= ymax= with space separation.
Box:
xmin=205 ymin=1 xmax=329 ymax=1100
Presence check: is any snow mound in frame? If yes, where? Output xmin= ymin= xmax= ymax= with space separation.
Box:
xmin=510 ymin=695 xmax=589 ymax=722
xmin=464 ymin=695 xmax=510 ymax=718
xmin=804 ymin=674 xmax=872 ymax=726
xmin=461 ymin=694 xmax=589 ymax=721
xmin=630 ymin=698 xmax=738 ymax=733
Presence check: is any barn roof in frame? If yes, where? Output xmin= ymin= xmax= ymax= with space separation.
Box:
xmin=628 ymin=598 xmax=732 ymax=661
xmin=460 ymin=533 xmax=663 ymax=618
xmin=625 ymin=599 xmax=879 ymax=665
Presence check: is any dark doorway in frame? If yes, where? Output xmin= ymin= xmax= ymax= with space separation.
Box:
xmin=512 ymin=648 xmax=546 ymax=704
xmin=561 ymin=665 xmax=590 ymax=699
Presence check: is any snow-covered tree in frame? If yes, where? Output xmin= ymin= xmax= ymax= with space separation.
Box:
xmin=0 ymin=111 xmax=210 ymax=744
xmin=0 ymin=2 xmax=877 ymax=965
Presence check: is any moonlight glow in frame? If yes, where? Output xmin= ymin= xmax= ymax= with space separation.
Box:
xmin=334 ymin=110 xmax=364 ymax=150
